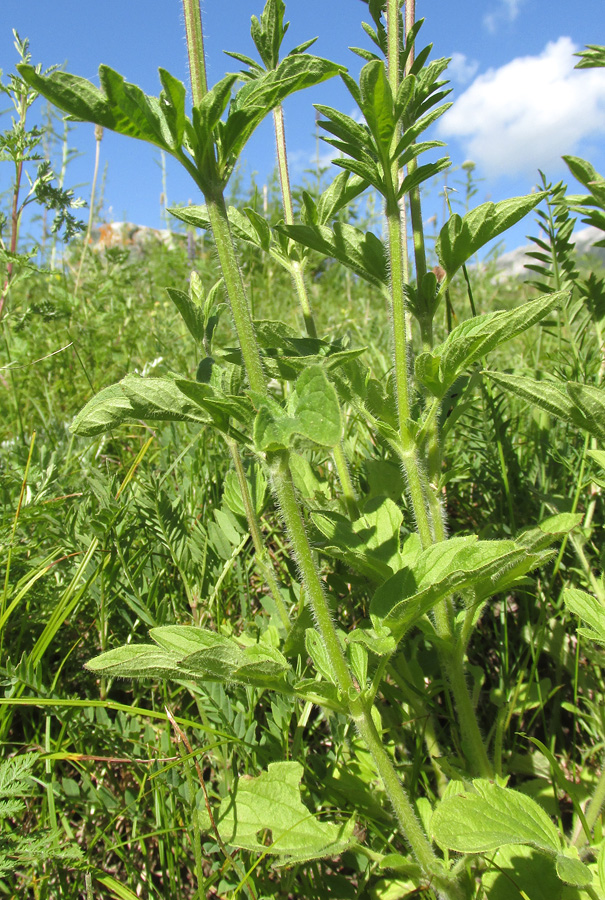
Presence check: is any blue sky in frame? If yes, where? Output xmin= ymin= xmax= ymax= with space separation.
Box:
xmin=2 ymin=0 xmax=605 ymax=253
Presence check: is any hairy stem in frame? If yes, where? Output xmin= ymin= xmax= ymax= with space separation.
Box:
xmin=226 ymin=439 xmax=291 ymax=630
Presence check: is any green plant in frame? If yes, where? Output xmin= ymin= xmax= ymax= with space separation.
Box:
xmin=15 ymin=8 xmax=605 ymax=900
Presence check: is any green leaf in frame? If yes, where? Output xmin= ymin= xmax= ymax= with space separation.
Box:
xmin=436 ymin=193 xmax=546 ymax=279
xmin=278 ymin=222 xmax=388 ymax=290
xmin=166 ymin=286 xmax=206 ymax=344
xmin=431 ymin=780 xmax=561 ymax=854
xmin=312 ymin=497 xmax=403 ymax=582
xmin=222 ymin=55 xmax=343 ymax=165
xmin=87 ymin=627 xmax=291 ymax=691
xmin=175 ymin=380 xmax=253 ymax=431
xmin=250 ymin=0 xmax=288 ymax=69
xmin=254 ymin=365 xmax=341 ymax=451
xmin=481 ymin=845 xmax=567 ymax=900
xmin=371 ymin=536 xmax=546 ymax=637
xmin=223 ymin=463 xmax=267 ymax=520
xmin=158 ymin=68 xmax=187 ymax=148
xmin=574 ymin=44 xmax=605 ymax=69
xmin=305 ymin=629 xmax=337 ymax=684
xmin=567 ymin=383 xmax=605 ymax=442
xmin=555 ymin=852 xmax=593 ymax=888
xmin=70 ymin=383 xmax=136 ymax=437
xmin=201 ymin=761 xmax=354 ymax=865
xmin=563 ymin=588 xmax=605 ymax=645
xmin=98 ymin=65 xmax=173 ymax=150
xmin=415 ymin=291 xmax=565 ymax=397
xmin=86 ymin=645 xmax=183 ymax=679
xmin=17 ymin=65 xmax=118 ymax=129
xmin=119 ymin=375 xmax=209 ymax=425
xmin=358 ymin=61 xmax=394 ymax=158
xmin=485 ymin=374 xmax=605 ymax=442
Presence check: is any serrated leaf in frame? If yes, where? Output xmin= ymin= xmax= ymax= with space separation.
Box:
xmin=222 ymin=55 xmax=343 ymax=165
xmin=431 ymin=780 xmax=561 ymax=854
xmin=166 ymin=286 xmax=206 ymax=343
xmin=17 ymin=65 xmax=118 ymax=129
xmin=175 ymin=379 xmax=254 ymax=431
xmin=98 ymin=65 xmax=173 ymax=149
xmin=120 ymin=375 xmax=209 ymax=425
xmin=436 ymin=193 xmax=546 ymax=279
xmin=485 ymin=373 xmax=604 ymax=441
xmin=416 ymin=291 xmax=565 ymax=397
xmin=254 ymin=365 xmax=341 ymax=451
xmin=70 ymin=383 xmax=136 ymax=436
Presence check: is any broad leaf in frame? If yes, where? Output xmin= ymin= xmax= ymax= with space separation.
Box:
xmin=555 ymin=851 xmax=593 ymax=888
xmin=431 ymin=780 xmax=561 ymax=854
xmin=416 ymin=291 xmax=565 ymax=397
xmin=436 ymin=193 xmax=546 ymax=279
xmin=222 ymin=55 xmax=343 ymax=165
xmin=87 ymin=625 xmax=291 ymax=691
xmin=312 ymin=497 xmax=403 ymax=582
xmin=254 ymin=365 xmax=341 ymax=451
xmin=371 ymin=536 xmax=548 ymax=638
xmin=199 ymin=761 xmax=355 ymax=865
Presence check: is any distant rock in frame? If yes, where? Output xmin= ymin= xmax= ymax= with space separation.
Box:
xmin=89 ymin=221 xmax=188 ymax=254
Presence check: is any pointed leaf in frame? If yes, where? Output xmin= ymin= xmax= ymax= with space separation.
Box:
xmin=431 ymin=780 xmax=561 ymax=854
xmin=223 ymin=55 xmax=343 ymax=163
xmin=86 ymin=645 xmax=182 ymax=678
xmin=563 ymin=588 xmax=605 ymax=645
xmin=416 ymin=291 xmax=565 ymax=397
xmin=436 ymin=193 xmax=546 ymax=279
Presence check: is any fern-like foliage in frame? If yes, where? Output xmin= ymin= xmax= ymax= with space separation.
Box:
xmin=525 ymin=172 xmax=578 ymax=295
xmin=0 ymin=754 xmax=80 ymax=877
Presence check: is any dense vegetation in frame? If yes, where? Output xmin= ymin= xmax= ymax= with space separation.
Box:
xmin=2 ymin=3 xmax=605 ymax=898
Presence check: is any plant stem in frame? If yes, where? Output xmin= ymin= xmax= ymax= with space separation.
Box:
xmin=181 ymin=0 xmax=208 ymax=101
xmin=75 ymin=123 xmax=103 ymax=296
xmin=353 ymin=706 xmax=450 ymax=884
xmin=0 ymin=90 xmax=27 ymax=323
xmin=206 ymin=194 xmax=266 ymax=395
xmin=226 ymin=439 xmax=291 ymax=630
xmin=273 ymin=105 xmax=317 ymax=338
xmin=574 ymin=755 xmax=605 ymax=848
xmin=332 ymin=441 xmax=359 ymax=520
xmin=269 ymin=450 xmax=353 ymax=692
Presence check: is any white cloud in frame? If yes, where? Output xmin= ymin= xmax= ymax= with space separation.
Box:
xmin=438 ymin=37 xmax=605 ymax=178
xmin=448 ymin=52 xmax=479 ymax=85
xmin=484 ymin=0 xmax=526 ymax=33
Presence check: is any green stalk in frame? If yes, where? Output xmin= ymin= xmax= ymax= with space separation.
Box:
xmin=332 ymin=441 xmax=359 ymax=520
xmin=574 ymin=756 xmax=605 ymax=848
xmin=226 ymin=439 xmax=291 ymax=631
xmin=268 ymin=450 xmax=353 ymax=691
xmin=273 ymin=104 xmax=316 ymax=338
xmin=205 ymin=194 xmax=266 ymax=395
